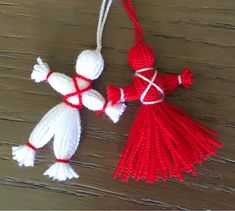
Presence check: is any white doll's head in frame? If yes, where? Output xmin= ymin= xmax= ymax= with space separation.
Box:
xmin=75 ymin=50 xmax=104 ymax=80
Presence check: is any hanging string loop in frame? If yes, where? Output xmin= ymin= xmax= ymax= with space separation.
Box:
xmin=96 ymin=0 xmax=113 ymax=51
xmin=122 ymin=0 xmax=143 ymax=43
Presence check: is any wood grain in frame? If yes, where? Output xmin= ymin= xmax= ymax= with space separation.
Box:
xmin=0 ymin=0 xmax=234 ymax=209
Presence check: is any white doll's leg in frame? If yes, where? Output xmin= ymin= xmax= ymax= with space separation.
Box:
xmin=44 ymin=107 xmax=81 ymax=181
xmin=12 ymin=103 xmax=65 ymax=167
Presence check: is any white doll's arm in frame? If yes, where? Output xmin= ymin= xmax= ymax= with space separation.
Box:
xmin=82 ymin=89 xmax=126 ymax=123
xmin=31 ymin=57 xmax=74 ymax=95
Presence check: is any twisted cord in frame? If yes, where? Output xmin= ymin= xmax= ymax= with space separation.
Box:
xmin=96 ymin=0 xmax=113 ymax=51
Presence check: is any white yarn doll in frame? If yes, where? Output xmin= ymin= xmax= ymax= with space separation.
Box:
xmin=12 ymin=0 xmax=124 ymax=181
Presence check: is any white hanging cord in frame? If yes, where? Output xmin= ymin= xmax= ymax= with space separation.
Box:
xmin=96 ymin=0 xmax=113 ymax=51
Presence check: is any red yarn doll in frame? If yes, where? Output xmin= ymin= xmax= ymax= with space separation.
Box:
xmin=107 ymin=0 xmax=222 ymax=183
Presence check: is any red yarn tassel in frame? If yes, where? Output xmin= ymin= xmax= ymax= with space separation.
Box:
xmin=113 ymin=102 xmax=221 ymax=182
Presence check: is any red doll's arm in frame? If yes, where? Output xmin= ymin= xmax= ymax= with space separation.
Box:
xmin=159 ymin=67 xmax=193 ymax=95
xmin=107 ymin=82 xmax=138 ymax=105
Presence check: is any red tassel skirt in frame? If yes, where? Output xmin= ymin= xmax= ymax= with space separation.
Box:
xmin=113 ymin=101 xmax=222 ymax=183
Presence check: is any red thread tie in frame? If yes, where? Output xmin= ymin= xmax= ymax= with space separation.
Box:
xmin=46 ymin=71 xmax=53 ymax=81
xmin=74 ymin=73 xmax=92 ymax=83
xmin=63 ymin=75 xmax=92 ymax=109
xmin=96 ymin=102 xmax=108 ymax=115
xmin=26 ymin=142 xmax=38 ymax=151
xmin=56 ymin=159 xmax=70 ymax=163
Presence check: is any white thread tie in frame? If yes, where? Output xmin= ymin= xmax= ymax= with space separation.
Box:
xmin=119 ymin=88 xmax=125 ymax=102
xmin=142 ymin=98 xmax=164 ymax=105
xmin=135 ymin=68 xmax=165 ymax=105
xmin=136 ymin=67 xmax=154 ymax=73
xmin=178 ymin=75 xmax=182 ymax=85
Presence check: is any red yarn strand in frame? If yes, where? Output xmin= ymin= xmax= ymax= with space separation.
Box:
xmin=46 ymin=71 xmax=53 ymax=81
xmin=74 ymin=73 xmax=92 ymax=83
xmin=96 ymin=101 xmax=108 ymax=115
xmin=122 ymin=0 xmax=143 ymax=43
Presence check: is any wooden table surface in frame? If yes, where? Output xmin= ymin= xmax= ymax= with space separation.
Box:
xmin=0 ymin=0 xmax=234 ymax=210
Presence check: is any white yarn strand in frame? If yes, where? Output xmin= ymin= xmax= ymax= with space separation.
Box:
xmin=96 ymin=0 xmax=113 ymax=51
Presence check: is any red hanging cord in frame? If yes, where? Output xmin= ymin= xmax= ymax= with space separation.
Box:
xmin=121 ymin=0 xmax=143 ymax=43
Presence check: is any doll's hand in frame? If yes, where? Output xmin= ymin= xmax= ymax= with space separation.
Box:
xmin=105 ymin=102 xmax=126 ymax=123
xmin=31 ymin=57 xmax=50 ymax=83
xmin=107 ymin=84 xmax=122 ymax=105
xmin=180 ymin=67 xmax=193 ymax=89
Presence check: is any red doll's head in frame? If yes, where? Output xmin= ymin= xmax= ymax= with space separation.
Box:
xmin=128 ymin=43 xmax=155 ymax=71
